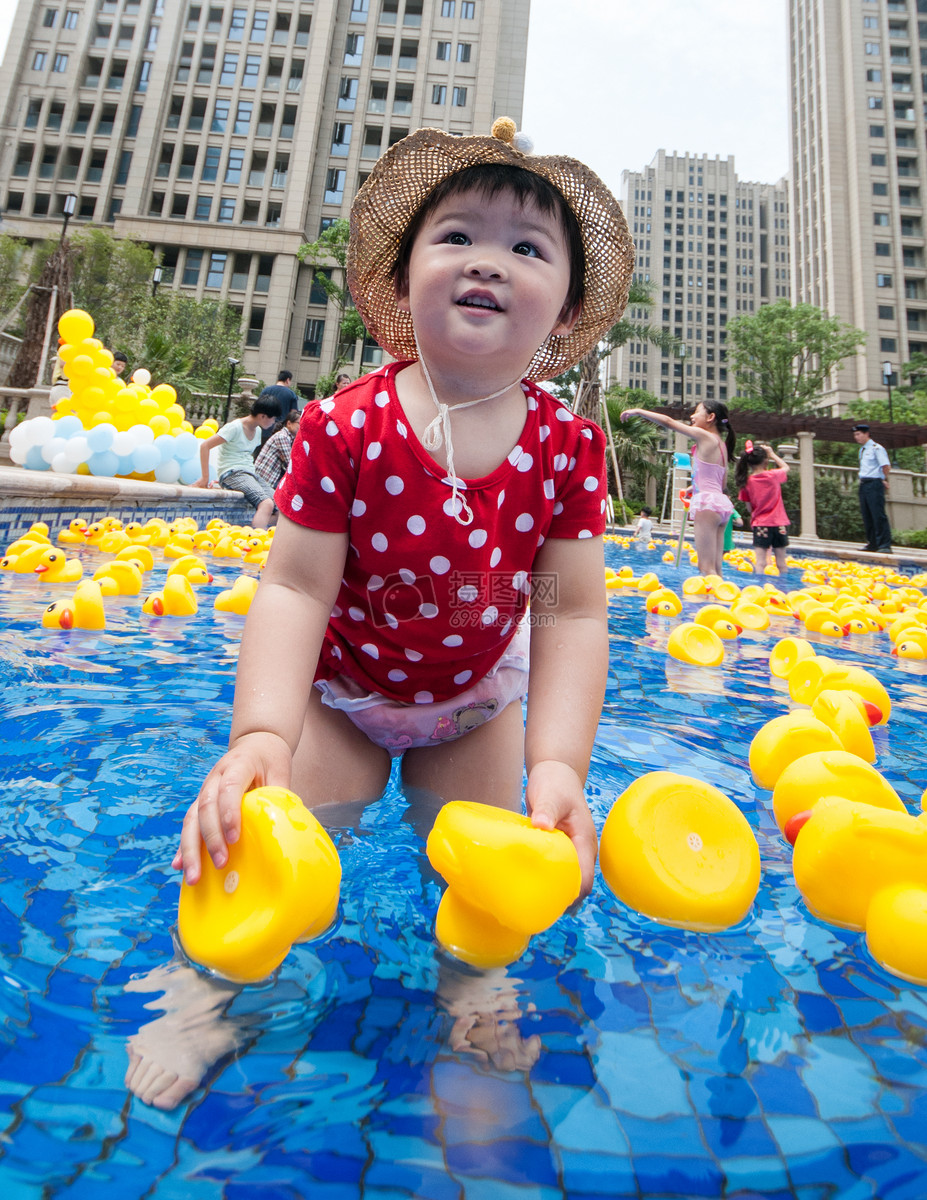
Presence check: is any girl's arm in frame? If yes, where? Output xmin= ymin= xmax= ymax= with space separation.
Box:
xmin=620 ymin=408 xmax=722 ymax=460
xmin=761 ymin=443 xmax=790 ymax=473
xmin=194 ymin=433 xmax=226 ymax=488
xmin=175 ymin=515 xmax=348 ymax=881
xmin=524 ymin=535 xmax=606 ymax=898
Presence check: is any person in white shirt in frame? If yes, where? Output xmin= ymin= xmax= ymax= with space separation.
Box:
xmin=853 ymin=423 xmax=892 ymax=553
xmin=193 ymin=398 xmax=280 ymax=528
xmin=634 ymin=507 xmax=654 ymax=543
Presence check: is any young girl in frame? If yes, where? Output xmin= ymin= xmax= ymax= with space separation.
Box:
xmin=735 ymin=440 xmax=791 ymax=574
xmin=619 ymin=400 xmax=736 ymax=576
xmin=126 ymin=122 xmax=635 ymax=1108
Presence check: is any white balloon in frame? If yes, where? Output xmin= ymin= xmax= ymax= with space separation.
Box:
xmin=112 ymin=430 xmax=137 ymax=456
xmin=132 ymin=368 xmax=152 ymax=386
xmin=153 ymin=458 xmax=181 ymax=483
xmin=41 ymin=436 xmax=68 ymax=464
xmin=129 ymin=423 xmax=155 ymax=445
xmin=9 ymin=442 xmax=28 ymax=464
xmin=24 ymin=416 xmax=55 ymax=446
xmin=67 ymin=436 xmax=91 ymax=463
xmin=51 ymin=453 xmax=78 ymax=475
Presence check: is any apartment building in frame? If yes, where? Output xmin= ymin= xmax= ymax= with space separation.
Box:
xmin=790 ymin=0 xmax=927 ymax=408
xmin=0 ymin=0 xmax=529 ymax=393
xmin=613 ymin=151 xmax=789 ymax=404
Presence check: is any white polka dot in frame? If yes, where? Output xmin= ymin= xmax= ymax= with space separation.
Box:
xmin=554 ymin=453 xmax=568 ymax=471
xmin=320 ymin=399 xmax=335 ymax=413
xmin=302 ymin=439 xmax=310 ymax=454
xmin=458 ymin=585 xmax=478 ymax=602
xmin=331 ymin=605 xmax=342 ymax=618
xmin=553 ymin=501 xmax=564 ymax=515
xmin=578 ymin=529 xmax=593 ymax=538
xmin=583 ymin=475 xmax=599 ymax=492
xmin=481 ymin=606 xmax=499 ymax=625
xmin=407 ymin=514 xmax=426 ymax=535
xmin=368 ymin=574 xmax=383 ymax=590
xmin=443 ymin=496 xmax=465 ymax=518
xmin=499 ymin=618 xmax=513 ymax=637
xmin=361 ymin=642 xmax=379 ymax=658
xmin=388 ymin=669 xmax=408 ymax=682
xmin=543 ymin=478 xmax=555 ymax=499
xmin=443 ymin=634 xmax=463 ymax=647
xmin=600 ymin=499 xmax=607 ymax=513
xmin=396 ymin=420 xmax=408 ymax=437
xmin=468 ymin=529 xmax=487 ymax=548
xmin=497 ymin=490 xmax=506 ymax=508
xmin=385 ymin=613 xmax=398 ymax=629
xmin=419 ymin=602 xmax=438 ymax=618
xmin=430 ymin=555 xmax=450 ymax=575
xmin=516 ymin=453 xmax=534 ymax=473
xmin=454 ymin=669 xmax=473 ymax=685
xmin=291 ymin=493 xmax=304 ymax=511
xmin=286 ymin=461 xmax=292 ymax=474
xmin=556 ymin=406 xmax=574 ymax=422
xmin=326 ymin=420 xmax=338 ymax=437
xmin=512 ymin=570 xmax=528 ymax=592
xmin=321 ymin=477 xmax=335 ymax=493
xmin=352 ymin=499 xmax=367 ymax=517
xmin=515 ymin=513 xmax=534 ymax=532
xmin=508 ymin=445 xmax=523 ymax=466
xmin=375 ymin=390 xmax=389 ymax=407
xmin=331 ymin=645 xmax=342 ymax=658
xmin=569 ymin=456 xmax=577 ymax=470
xmin=414 ymin=691 xmax=434 ymax=704
xmin=490 ymin=547 xmax=502 ymax=567
xmin=385 ymin=475 xmax=404 ymax=495
xmin=366 ymin=442 xmax=382 ymax=461
xmin=539 ymin=424 xmax=550 ymax=442
xmin=405 ymin=648 xmax=423 ymax=661
xmin=582 ymin=428 xmax=593 ymax=440
xmin=536 ymin=535 xmax=545 ymax=548
xmin=371 ymin=532 xmax=388 ymax=551
xmin=350 ymin=409 xmax=366 ymax=428
xmin=527 ymin=395 xmax=537 ymax=410
xmin=399 ymin=567 xmax=416 ymax=584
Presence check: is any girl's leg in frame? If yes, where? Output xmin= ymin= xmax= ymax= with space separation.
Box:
xmin=693 ymin=511 xmax=724 ymax=577
xmin=773 ymin=546 xmax=788 ymax=573
xmin=290 ymin=685 xmax=393 ymax=806
xmin=754 ymin=546 xmax=769 ymax=575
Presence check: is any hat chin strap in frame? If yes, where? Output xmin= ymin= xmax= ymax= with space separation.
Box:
xmin=413 ymin=329 xmax=522 ymax=527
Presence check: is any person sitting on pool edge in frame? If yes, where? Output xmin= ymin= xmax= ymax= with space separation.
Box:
xmin=191 ymin=397 xmax=280 ymax=528
xmin=124 ymin=118 xmax=634 ymax=1108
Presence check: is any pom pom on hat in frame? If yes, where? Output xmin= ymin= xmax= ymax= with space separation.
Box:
xmin=491 ymin=117 xmax=517 ymax=144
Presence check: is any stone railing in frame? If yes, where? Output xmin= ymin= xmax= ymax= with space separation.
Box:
xmin=812 ymin=460 xmax=927 ymax=533
xmin=0 ymin=333 xmax=22 ymax=387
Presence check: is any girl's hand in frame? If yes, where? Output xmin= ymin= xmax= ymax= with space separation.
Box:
xmin=620 ymin=408 xmax=640 ymax=422
xmin=525 ymin=759 xmax=598 ymax=899
xmin=173 ymin=732 xmax=293 ymax=884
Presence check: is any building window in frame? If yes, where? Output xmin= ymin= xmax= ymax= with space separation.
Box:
xmin=875 ymin=242 xmax=892 ymax=255
xmin=871 ymin=153 xmax=887 ymax=166
xmin=229 ymin=7 xmax=246 ymax=39
xmin=202 ymin=145 xmax=221 ymax=180
xmin=86 ymin=149 xmax=107 ymax=181
xmin=136 ymin=60 xmax=151 ymax=90
xmin=308 ymin=268 xmax=331 ymax=305
xmin=345 ymin=32 xmax=364 ymax=64
xmin=873 ymin=182 xmax=889 ymax=195
xmin=870 ymin=124 xmax=885 ymax=136
xmin=272 ymin=154 xmax=289 ymax=187
xmin=47 ymin=101 xmax=64 ymax=130
xmin=182 ymin=248 xmax=203 ymax=285
xmin=867 ymin=68 xmax=882 ymax=81
xmin=879 ymin=305 xmax=895 ymax=319
xmin=868 ymin=96 xmax=883 ymax=109
xmin=25 ymin=99 xmax=42 ymax=128
xmin=288 ymin=60 xmax=304 ymax=90
xmin=177 ymin=42 xmax=194 ymax=81
xmin=43 ymin=9 xmax=58 ymax=27
xmin=249 ymin=151 xmax=267 ymax=185
xmin=206 ymin=7 xmax=223 ymax=33
xmin=243 ymin=54 xmax=262 ymax=87
xmin=53 ymin=54 xmax=69 ymax=72
xmin=865 ymin=42 xmax=881 ymax=54
xmin=171 ymin=194 xmax=189 ymax=219
xmin=339 ymin=77 xmax=358 ymax=109
xmin=303 ymin=318 xmax=325 ymax=357
xmin=149 ymin=191 xmax=165 ymax=216
xmin=368 ymin=80 xmax=387 ymax=112
xmin=280 ymin=104 xmax=296 ymax=138
xmin=115 ymin=149 xmax=132 ymax=184
xmin=33 ymin=52 xmax=47 ymax=71
xmin=265 ymin=201 xmax=281 ymax=226
xmin=394 ymin=82 xmax=412 ymax=114
xmin=398 ymin=39 xmax=417 ymax=69
xmin=441 ymin=1 xmax=455 ymax=15
xmin=874 ymin=213 xmax=890 ymax=226
xmin=351 ymin=0 xmax=369 ymax=17
xmin=97 ymin=105 xmax=117 ymax=135
xmin=362 ymin=125 xmax=382 ymax=157
xmin=881 ymin=337 xmax=898 ymax=352
xmin=64 ymin=9 xmax=78 ymax=28
xmin=295 ymin=13 xmax=310 ymax=45
xmin=457 ymin=42 xmax=471 ymax=61
xmin=461 ymin=1 xmax=475 ymax=17
xmin=178 ymin=145 xmax=197 ymax=179
xmin=405 ymin=0 xmax=423 ymax=26
xmin=877 ymin=273 xmax=893 ymax=286
xmin=193 ymin=194 xmax=211 ymax=221
xmin=255 ymin=255 xmax=273 ymax=292
xmin=225 ymin=148 xmax=244 ymax=183
xmin=220 ymin=53 xmax=238 ymax=85
xmin=212 ymin=98 xmax=229 ymax=132
xmin=146 ymin=24 xmax=159 ymax=50
xmin=325 ymin=167 xmax=345 ymax=203
xmin=251 ymin=11 xmax=268 ymax=41
xmin=156 ymin=143 xmax=174 ymax=177
xmin=431 ymin=84 xmax=446 ymax=104
xmin=864 ymin=15 xmax=879 ymax=28
xmin=246 ymin=306 xmax=265 ymax=346
xmin=230 ymin=253 xmax=250 ymax=289
xmin=187 ymin=6 xmax=201 ymax=30
xmin=39 ymin=147 xmax=58 ymax=179
xmin=331 ymin=122 xmax=352 ymax=156
xmin=218 ymin=197 xmax=235 ymax=222
xmin=375 ymin=36 xmax=393 ymax=67
xmin=436 ymin=40 xmax=450 ymax=59
xmin=206 ymin=251 xmax=227 ymax=288
xmin=234 ymin=100 xmax=253 ymax=133
xmin=452 ymin=86 xmax=467 ymax=106
xmin=274 ymin=12 xmax=290 ymax=43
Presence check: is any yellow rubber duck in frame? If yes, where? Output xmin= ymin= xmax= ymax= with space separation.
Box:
xmin=34 ymin=548 xmax=84 ymax=583
xmin=214 ymin=575 xmax=259 ymax=615
xmin=57 ymin=519 xmax=88 ymax=545
xmin=41 ymin=580 xmax=106 ymax=630
xmin=5 ymin=542 xmax=54 ymax=574
xmin=666 ymin=622 xmax=725 ymax=667
xmin=142 ymin=575 xmax=198 ymax=616
xmin=98 ymin=530 xmax=132 ymax=554
xmin=116 ymin=545 xmax=154 ymax=572
xmin=92 ymin=560 xmax=144 ymax=596
xmin=166 ymin=554 xmax=213 ymax=584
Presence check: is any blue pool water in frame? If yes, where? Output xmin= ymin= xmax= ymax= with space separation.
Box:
xmin=2 ymin=542 xmax=927 ymax=1198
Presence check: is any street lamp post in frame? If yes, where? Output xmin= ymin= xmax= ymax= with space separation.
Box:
xmin=151 ymin=266 xmax=163 ymax=297
xmin=882 ymin=360 xmax=897 ymax=465
xmin=223 ymin=357 xmax=240 ymax=425
xmin=60 ymin=193 xmax=77 ymax=239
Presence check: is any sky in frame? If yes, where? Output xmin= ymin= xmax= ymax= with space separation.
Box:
xmin=0 ymin=0 xmax=790 ymax=197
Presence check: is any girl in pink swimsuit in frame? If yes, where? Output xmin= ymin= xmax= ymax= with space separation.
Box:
xmin=619 ymin=400 xmax=736 ymax=576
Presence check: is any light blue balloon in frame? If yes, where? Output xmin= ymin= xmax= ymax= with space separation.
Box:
xmin=55 ymin=416 xmax=83 ymax=438
xmin=173 ymin=431 xmax=199 ymax=461
xmin=132 ymin=445 xmax=161 ymax=473
xmin=178 ymin=458 xmax=201 ymax=485
xmin=115 ymin=455 xmax=135 ymax=476
xmin=86 ymin=423 xmax=117 ymax=453
xmin=25 ymin=445 xmax=50 ymax=471
xmin=153 ymin=434 xmax=177 ymax=464
xmin=87 ymin=450 xmax=119 ymax=477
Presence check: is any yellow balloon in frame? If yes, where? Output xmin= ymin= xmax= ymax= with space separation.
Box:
xmin=58 ymin=309 xmax=95 ymax=344
xmin=138 ymin=397 xmax=159 ymax=417
xmin=90 ymin=411 xmax=114 ymax=426
xmin=92 ymin=366 xmax=114 ymax=385
xmin=149 ymin=415 xmax=171 ymax=437
xmin=80 ymin=386 xmax=106 ymax=408
xmin=151 ymin=383 xmax=177 ymax=404
xmin=67 ymin=354 xmax=95 ymax=378
xmin=58 ymin=343 xmax=79 ymax=363
xmin=165 ymin=404 xmax=185 ymax=426
xmin=94 ymin=349 xmax=114 ymax=369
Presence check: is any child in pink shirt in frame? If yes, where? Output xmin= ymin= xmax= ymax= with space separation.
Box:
xmin=735 ymin=441 xmax=791 ymax=574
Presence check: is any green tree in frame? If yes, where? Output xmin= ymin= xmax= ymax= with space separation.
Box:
xmin=845 ymin=391 xmax=927 ymax=472
xmin=0 ymin=234 xmax=30 ymax=331
xmin=727 ymin=300 xmax=864 ymax=414
xmin=68 ymin=228 xmax=157 ymax=351
xmin=126 ymin=293 xmax=245 ymax=403
xmin=601 ymin=384 xmax=670 ymax=507
xmin=297 ymin=219 xmax=366 ymax=390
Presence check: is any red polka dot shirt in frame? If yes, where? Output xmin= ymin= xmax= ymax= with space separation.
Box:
xmin=275 ymin=362 xmax=607 ymax=703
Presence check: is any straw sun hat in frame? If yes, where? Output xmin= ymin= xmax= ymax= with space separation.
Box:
xmin=347 ymin=119 xmax=636 ymax=381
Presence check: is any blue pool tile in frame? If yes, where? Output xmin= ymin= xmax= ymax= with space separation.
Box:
xmin=720 ymin=1155 xmax=792 ymax=1194
xmin=620 ymin=1113 xmax=706 ymax=1159
xmin=364 ymin=1158 xmax=462 ymax=1200
xmin=531 ymin=1049 xmax=595 ymax=1089
xmin=795 ymin=990 xmax=843 ymax=1034
xmin=767 ymin=1115 xmax=841 ymax=1157
xmin=750 ymin=1060 xmax=818 ymax=1117
xmin=558 ymin=1149 xmax=636 ymax=1197
xmin=533 ymin=1083 xmax=628 ymax=1156
xmin=592 ymin=1030 xmax=690 ymax=1118
xmin=633 ymin=1153 xmax=724 ymax=1197
xmin=787 ymin=1146 xmax=860 ymax=1193
xmin=800 ymin=1034 xmax=881 ymax=1120
xmin=699 ymin=1115 xmax=777 ymax=1158
xmin=445 ymin=1139 xmax=558 ymax=1187
xmin=461 ymin=1181 xmax=564 ymax=1200
xmin=687 ymin=1070 xmax=759 ymax=1120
